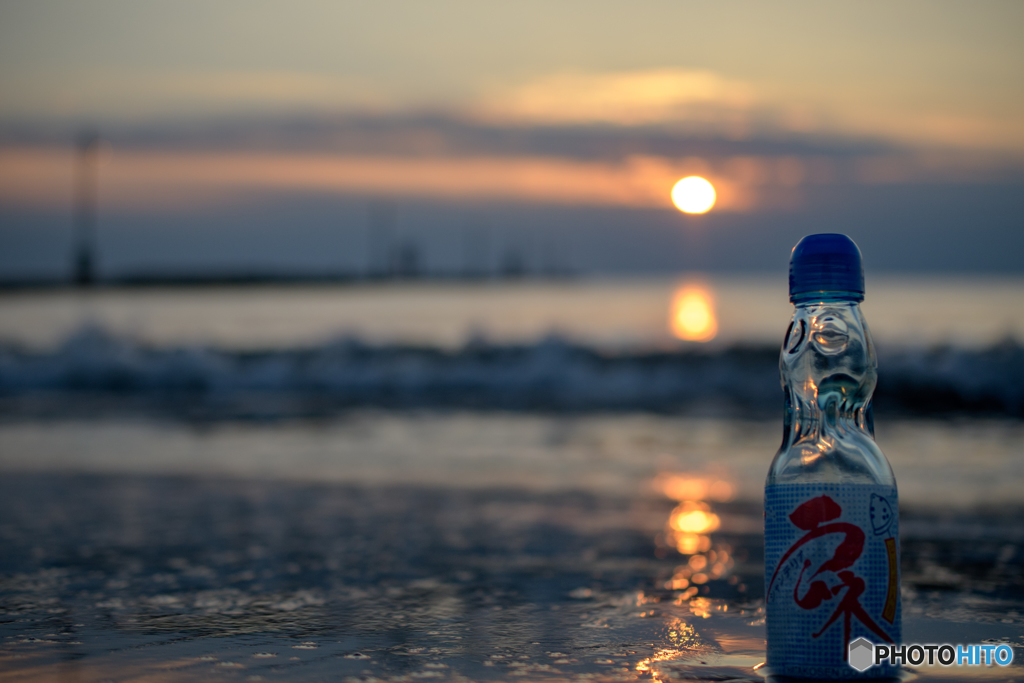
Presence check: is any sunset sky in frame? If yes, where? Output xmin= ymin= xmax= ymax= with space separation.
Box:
xmin=1 ymin=0 xmax=1022 ymax=277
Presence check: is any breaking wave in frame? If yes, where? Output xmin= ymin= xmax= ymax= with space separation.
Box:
xmin=0 ymin=326 xmax=1021 ymax=419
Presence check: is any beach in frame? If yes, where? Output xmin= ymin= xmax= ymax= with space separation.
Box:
xmin=1 ymin=279 xmax=1023 ymax=682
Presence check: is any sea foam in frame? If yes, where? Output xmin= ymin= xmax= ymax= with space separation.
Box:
xmin=0 ymin=326 xmax=1020 ymax=418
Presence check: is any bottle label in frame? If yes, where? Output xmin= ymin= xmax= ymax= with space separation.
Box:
xmin=765 ymin=483 xmax=901 ymax=678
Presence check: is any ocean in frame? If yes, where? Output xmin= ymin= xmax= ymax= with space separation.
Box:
xmin=1 ymin=276 xmax=1022 ymax=682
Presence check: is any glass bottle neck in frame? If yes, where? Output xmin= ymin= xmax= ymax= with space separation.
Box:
xmin=779 ymin=299 xmax=877 ymax=451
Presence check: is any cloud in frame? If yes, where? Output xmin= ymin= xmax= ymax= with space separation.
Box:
xmin=0 ymin=69 xmax=393 ymax=121
xmin=471 ymin=68 xmax=759 ymax=133
xmin=4 ymin=141 xmax=1021 ymax=217
xmin=470 ymin=67 xmax=1024 ymax=155
xmin=0 ymin=147 xmax=770 ymax=212
xmin=5 ymin=63 xmax=1022 ymax=156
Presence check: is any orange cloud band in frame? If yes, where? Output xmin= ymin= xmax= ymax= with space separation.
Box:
xmin=0 ymin=148 xmax=754 ymax=212
xmin=6 ymin=146 xmax=999 ymax=214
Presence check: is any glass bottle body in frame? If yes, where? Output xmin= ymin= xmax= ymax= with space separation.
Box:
xmin=764 ymin=298 xmax=900 ymax=680
xmin=767 ymin=300 xmax=894 ymax=488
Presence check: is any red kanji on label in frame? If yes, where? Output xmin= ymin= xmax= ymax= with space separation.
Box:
xmin=768 ymin=495 xmax=893 ymax=659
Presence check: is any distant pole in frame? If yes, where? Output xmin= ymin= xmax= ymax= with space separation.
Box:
xmin=73 ymin=131 xmax=100 ymax=286
xmin=462 ymin=221 xmax=490 ymax=280
xmin=368 ymin=201 xmax=394 ymax=278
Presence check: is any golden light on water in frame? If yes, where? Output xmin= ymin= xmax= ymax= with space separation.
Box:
xmin=671 ymin=176 xmax=716 ymax=214
xmin=634 ymin=619 xmax=702 ymax=681
xmin=653 ymin=471 xmax=739 ymax=594
xmin=672 ymin=533 xmax=711 ymax=557
xmin=669 ymin=284 xmax=718 ymax=342
xmin=669 ymin=501 xmax=721 ymax=534
xmin=655 ymin=473 xmax=736 ymax=502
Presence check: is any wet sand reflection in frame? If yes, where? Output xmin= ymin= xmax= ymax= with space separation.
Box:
xmin=653 ymin=473 xmax=738 ymax=596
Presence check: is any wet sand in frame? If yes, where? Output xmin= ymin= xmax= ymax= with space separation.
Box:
xmin=2 ymin=414 xmax=1023 ymax=682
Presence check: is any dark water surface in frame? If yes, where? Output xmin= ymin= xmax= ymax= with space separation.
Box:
xmin=2 ymin=280 xmax=1024 ymax=681
xmin=2 ymin=469 xmax=1023 ymax=682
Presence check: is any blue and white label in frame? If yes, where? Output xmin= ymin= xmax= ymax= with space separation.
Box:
xmin=765 ymin=483 xmax=901 ymax=679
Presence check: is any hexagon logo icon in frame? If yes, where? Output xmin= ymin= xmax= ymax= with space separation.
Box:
xmin=848 ymin=637 xmax=875 ymax=672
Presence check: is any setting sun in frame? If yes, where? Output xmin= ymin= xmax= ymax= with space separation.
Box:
xmin=671 ymin=176 xmax=716 ymax=214
xmin=669 ymin=284 xmax=718 ymax=342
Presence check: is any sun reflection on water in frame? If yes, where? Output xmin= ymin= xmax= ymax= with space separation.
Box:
xmin=669 ymin=283 xmax=718 ymax=342
xmin=669 ymin=501 xmax=720 ymax=535
xmin=634 ymin=618 xmax=703 ymax=681
xmin=653 ymin=472 xmax=737 ymax=593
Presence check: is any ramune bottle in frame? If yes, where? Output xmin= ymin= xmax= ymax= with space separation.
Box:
xmin=764 ymin=234 xmax=900 ymax=679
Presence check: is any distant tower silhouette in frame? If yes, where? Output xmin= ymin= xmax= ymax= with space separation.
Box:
xmin=395 ymin=241 xmax=420 ymax=279
xmin=367 ymin=201 xmax=395 ymax=278
xmin=73 ymin=131 xmax=101 ymax=286
xmin=462 ymin=222 xmax=490 ymax=280
xmin=500 ymin=246 xmax=525 ymax=279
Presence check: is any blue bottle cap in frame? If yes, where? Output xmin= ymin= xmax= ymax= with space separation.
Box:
xmin=789 ymin=233 xmax=864 ymax=303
